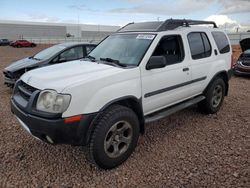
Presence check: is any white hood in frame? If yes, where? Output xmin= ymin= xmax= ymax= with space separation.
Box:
xmin=21 ymin=60 xmax=127 ymax=92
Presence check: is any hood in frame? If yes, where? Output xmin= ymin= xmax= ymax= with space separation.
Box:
xmin=21 ymin=60 xmax=128 ymax=93
xmin=240 ymin=38 xmax=250 ymax=52
xmin=4 ymin=57 xmax=42 ymax=72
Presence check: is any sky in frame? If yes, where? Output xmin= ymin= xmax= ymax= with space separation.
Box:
xmin=0 ymin=0 xmax=250 ymax=31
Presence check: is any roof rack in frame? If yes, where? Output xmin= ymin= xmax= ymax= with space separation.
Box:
xmin=117 ymin=19 xmax=218 ymax=33
xmin=116 ymin=22 xmax=134 ymax=32
xmin=157 ymin=19 xmax=217 ymax=31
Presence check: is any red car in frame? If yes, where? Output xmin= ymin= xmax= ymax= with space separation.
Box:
xmin=10 ymin=40 xmax=36 ymax=48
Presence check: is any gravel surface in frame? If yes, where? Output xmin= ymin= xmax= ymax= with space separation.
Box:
xmin=0 ymin=46 xmax=249 ymax=187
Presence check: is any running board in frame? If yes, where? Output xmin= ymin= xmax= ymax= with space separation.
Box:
xmin=145 ymin=96 xmax=205 ymax=124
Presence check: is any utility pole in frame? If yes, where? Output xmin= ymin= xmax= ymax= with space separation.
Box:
xmin=236 ymin=27 xmax=239 ymax=33
xmin=77 ymin=12 xmax=80 ymax=42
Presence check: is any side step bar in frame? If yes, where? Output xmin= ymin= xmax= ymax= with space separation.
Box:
xmin=145 ymin=95 xmax=205 ymax=124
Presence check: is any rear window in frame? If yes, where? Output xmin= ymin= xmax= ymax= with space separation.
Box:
xmin=187 ymin=32 xmax=212 ymax=60
xmin=212 ymin=31 xmax=230 ymax=54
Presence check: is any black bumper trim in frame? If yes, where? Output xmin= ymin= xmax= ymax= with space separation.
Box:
xmin=11 ymin=99 xmax=97 ymax=145
xmin=233 ymin=69 xmax=250 ymax=76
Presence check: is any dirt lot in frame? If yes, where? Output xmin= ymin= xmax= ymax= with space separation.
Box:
xmin=0 ymin=45 xmax=249 ymax=187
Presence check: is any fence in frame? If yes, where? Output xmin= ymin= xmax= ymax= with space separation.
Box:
xmin=23 ymin=37 xmax=102 ymax=44
xmin=14 ymin=32 xmax=250 ymax=45
xmin=227 ymin=32 xmax=250 ymax=45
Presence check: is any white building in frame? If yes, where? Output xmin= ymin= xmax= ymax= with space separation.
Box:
xmin=0 ymin=20 xmax=120 ymax=43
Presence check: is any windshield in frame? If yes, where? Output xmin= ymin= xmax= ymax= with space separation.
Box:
xmin=33 ymin=45 xmax=66 ymax=60
xmin=89 ymin=33 xmax=155 ymax=66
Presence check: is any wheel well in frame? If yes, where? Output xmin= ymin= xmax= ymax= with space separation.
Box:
xmin=216 ymin=71 xmax=229 ymax=96
xmin=206 ymin=71 xmax=229 ymax=96
xmin=105 ymin=97 xmax=145 ymax=134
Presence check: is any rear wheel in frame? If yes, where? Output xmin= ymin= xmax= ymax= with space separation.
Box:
xmin=198 ymin=78 xmax=226 ymax=114
xmin=84 ymin=105 xmax=140 ymax=169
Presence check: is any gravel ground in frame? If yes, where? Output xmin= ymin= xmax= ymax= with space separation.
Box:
xmin=0 ymin=46 xmax=249 ymax=187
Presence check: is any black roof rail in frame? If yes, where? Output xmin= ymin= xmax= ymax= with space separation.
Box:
xmin=117 ymin=22 xmax=134 ymax=32
xmin=117 ymin=19 xmax=218 ymax=33
xmin=157 ymin=19 xmax=217 ymax=31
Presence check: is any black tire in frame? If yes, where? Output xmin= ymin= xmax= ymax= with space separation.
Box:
xmin=17 ymin=45 xmax=21 ymax=48
xmin=31 ymin=44 xmax=36 ymax=47
xmin=198 ymin=77 xmax=226 ymax=114
xmin=84 ymin=105 xmax=140 ymax=169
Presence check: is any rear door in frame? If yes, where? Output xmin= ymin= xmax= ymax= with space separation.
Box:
xmin=22 ymin=40 xmax=29 ymax=47
xmin=186 ymin=32 xmax=213 ymax=96
xmin=141 ymin=34 xmax=192 ymax=115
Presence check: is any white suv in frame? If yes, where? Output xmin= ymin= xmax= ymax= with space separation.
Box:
xmin=11 ymin=19 xmax=233 ymax=169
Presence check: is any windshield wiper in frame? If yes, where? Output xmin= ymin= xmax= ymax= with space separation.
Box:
xmin=84 ymin=55 xmax=96 ymax=62
xmin=100 ymin=57 xmax=127 ymax=67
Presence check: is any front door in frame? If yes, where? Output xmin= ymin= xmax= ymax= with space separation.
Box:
xmin=141 ymin=35 xmax=192 ymax=115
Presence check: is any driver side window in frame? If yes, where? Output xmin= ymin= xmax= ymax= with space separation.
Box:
xmin=51 ymin=46 xmax=84 ymax=64
xmin=152 ymin=35 xmax=184 ymax=65
xmin=60 ymin=46 xmax=83 ymax=61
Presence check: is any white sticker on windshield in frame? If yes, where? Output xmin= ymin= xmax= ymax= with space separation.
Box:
xmin=136 ymin=34 xmax=155 ymax=40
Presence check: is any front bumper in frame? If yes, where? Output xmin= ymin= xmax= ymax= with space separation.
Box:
xmin=4 ymin=76 xmax=15 ymax=85
xmin=11 ymin=99 xmax=97 ymax=145
xmin=233 ymin=66 xmax=250 ymax=76
xmin=3 ymin=71 xmax=16 ymax=86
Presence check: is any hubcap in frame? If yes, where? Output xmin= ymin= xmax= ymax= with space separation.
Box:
xmin=104 ymin=121 xmax=133 ymax=158
xmin=211 ymin=84 xmax=223 ymax=108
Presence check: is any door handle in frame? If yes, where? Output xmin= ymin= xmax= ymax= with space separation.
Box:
xmin=183 ymin=67 xmax=189 ymax=72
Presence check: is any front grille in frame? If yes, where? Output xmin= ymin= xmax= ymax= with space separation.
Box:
xmin=3 ymin=71 xmax=13 ymax=79
xmin=17 ymin=81 xmax=37 ymax=101
xmin=242 ymin=61 xmax=250 ymax=67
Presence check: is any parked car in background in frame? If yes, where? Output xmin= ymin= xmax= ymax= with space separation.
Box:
xmin=0 ymin=39 xmax=11 ymax=46
xmin=233 ymin=38 xmax=250 ymax=76
xmin=10 ymin=40 xmax=36 ymax=48
xmin=3 ymin=42 xmax=96 ymax=87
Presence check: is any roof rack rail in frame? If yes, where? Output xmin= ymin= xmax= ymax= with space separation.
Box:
xmin=157 ymin=19 xmax=218 ymax=31
xmin=116 ymin=22 xmax=134 ymax=32
xmin=117 ymin=19 xmax=218 ymax=33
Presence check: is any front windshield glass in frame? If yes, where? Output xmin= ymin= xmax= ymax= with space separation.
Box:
xmin=33 ymin=45 xmax=66 ymax=60
xmin=89 ymin=33 xmax=155 ymax=66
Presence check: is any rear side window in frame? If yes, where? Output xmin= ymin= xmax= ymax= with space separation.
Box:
xmin=187 ymin=32 xmax=212 ymax=60
xmin=212 ymin=31 xmax=230 ymax=54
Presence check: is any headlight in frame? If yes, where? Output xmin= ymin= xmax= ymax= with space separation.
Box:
xmin=36 ymin=90 xmax=71 ymax=113
xmin=237 ymin=60 xmax=242 ymax=65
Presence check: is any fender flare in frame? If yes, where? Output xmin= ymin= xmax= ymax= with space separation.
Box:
xmin=82 ymin=96 xmax=145 ymax=145
xmin=203 ymin=70 xmax=230 ymax=96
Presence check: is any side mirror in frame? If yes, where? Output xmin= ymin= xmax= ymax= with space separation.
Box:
xmin=146 ymin=56 xmax=167 ymax=70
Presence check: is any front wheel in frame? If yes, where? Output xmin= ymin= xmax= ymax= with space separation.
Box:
xmin=198 ymin=77 xmax=226 ymax=114
xmin=84 ymin=105 xmax=140 ymax=169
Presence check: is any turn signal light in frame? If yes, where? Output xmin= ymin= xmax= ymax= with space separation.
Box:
xmin=64 ymin=115 xmax=82 ymax=123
